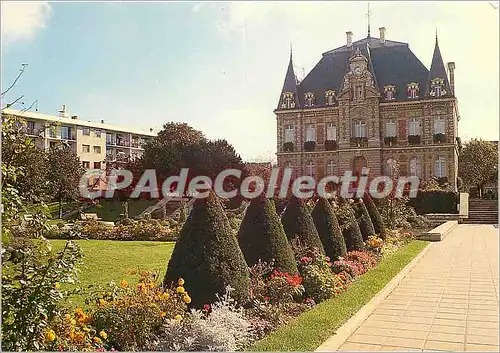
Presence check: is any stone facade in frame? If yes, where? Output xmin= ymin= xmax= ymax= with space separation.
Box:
xmin=275 ymin=32 xmax=459 ymax=190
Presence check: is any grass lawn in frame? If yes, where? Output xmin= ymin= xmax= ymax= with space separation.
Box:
xmin=51 ymin=239 xmax=175 ymax=303
xmin=84 ymin=200 xmax=158 ymax=221
xmin=248 ymin=240 xmax=429 ymax=352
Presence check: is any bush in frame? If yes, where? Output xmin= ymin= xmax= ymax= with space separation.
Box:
xmin=164 ymin=191 xmax=250 ymax=308
xmin=363 ymin=193 xmax=387 ymax=239
xmin=248 ymin=261 xmax=304 ymax=305
xmin=281 ymin=196 xmax=325 ymax=253
xmin=408 ymin=190 xmax=459 ymax=214
xmin=331 ymin=250 xmax=376 ymax=278
xmin=89 ymin=272 xmax=188 ymax=351
xmin=157 ymin=286 xmax=253 ymax=351
xmin=1 ymin=238 xmax=83 ymax=351
xmin=352 ymin=199 xmax=376 ymax=241
xmin=238 ymin=197 xmax=297 ymax=274
xmin=334 ymin=199 xmax=364 ymax=252
xmin=295 ymin=246 xmax=343 ymax=303
xmin=311 ymin=198 xmax=347 ymax=261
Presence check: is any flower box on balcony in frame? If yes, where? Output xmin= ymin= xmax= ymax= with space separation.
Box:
xmin=384 ymin=136 xmax=397 ymax=146
xmin=433 ymin=133 xmax=446 ymax=144
xmin=324 ymin=139 xmax=338 ymax=151
xmin=283 ymin=142 xmax=294 ymax=152
xmin=304 ymin=141 xmax=316 ymax=152
xmin=408 ymin=135 xmax=421 ymax=145
xmin=350 ymin=137 xmax=368 ymax=147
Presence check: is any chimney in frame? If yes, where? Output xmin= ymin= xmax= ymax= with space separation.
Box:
xmin=346 ymin=31 xmax=353 ymax=47
xmin=101 ymin=119 xmax=104 ymax=124
xmin=71 ymin=115 xmax=78 ymax=120
xmin=379 ymin=27 xmax=386 ymax=44
xmin=58 ymin=104 xmax=68 ymax=118
xmin=447 ymin=62 xmax=455 ymax=95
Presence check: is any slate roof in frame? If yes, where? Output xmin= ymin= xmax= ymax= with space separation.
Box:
xmin=277 ymin=52 xmax=301 ymax=109
xmin=277 ymin=35 xmax=451 ymax=109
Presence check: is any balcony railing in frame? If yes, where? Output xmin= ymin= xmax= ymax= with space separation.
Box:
xmin=408 ymin=135 xmax=421 ymax=145
xmin=384 ymin=136 xmax=397 ymax=146
xmin=350 ymin=137 xmax=368 ymax=148
xmin=324 ymin=139 xmax=338 ymax=151
xmin=282 ymin=142 xmax=294 ymax=152
xmin=433 ymin=133 xmax=447 ymax=144
xmin=304 ymin=141 xmax=316 ymax=152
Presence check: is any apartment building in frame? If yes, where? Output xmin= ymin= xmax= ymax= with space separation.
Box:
xmin=3 ymin=105 xmax=156 ymax=170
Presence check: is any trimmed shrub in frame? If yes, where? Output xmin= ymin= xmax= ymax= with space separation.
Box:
xmin=311 ymin=198 xmax=347 ymax=261
xmin=363 ymin=193 xmax=387 ymax=239
xmin=408 ymin=190 xmax=458 ymax=214
xmin=164 ymin=191 xmax=250 ymax=308
xmin=281 ymin=196 xmax=325 ymax=253
xmin=352 ymin=200 xmax=376 ymax=241
xmin=238 ymin=197 xmax=298 ymax=274
xmin=334 ymin=198 xmax=364 ymax=252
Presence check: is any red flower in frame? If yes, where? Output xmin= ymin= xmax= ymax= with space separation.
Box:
xmin=203 ymin=304 xmax=211 ymax=311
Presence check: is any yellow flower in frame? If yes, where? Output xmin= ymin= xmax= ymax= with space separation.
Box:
xmin=176 ymin=286 xmax=185 ymax=294
xmin=183 ymin=295 xmax=192 ymax=304
xmin=160 ymin=311 xmax=167 ymax=318
xmin=178 ymin=278 xmax=185 ymax=286
xmin=162 ymin=292 xmax=170 ymax=300
xmin=44 ymin=329 xmax=56 ymax=342
xmin=99 ymin=330 xmax=107 ymax=340
xmin=75 ymin=332 xmax=85 ymax=343
xmin=93 ymin=336 xmax=102 ymax=344
xmin=174 ymin=314 xmax=183 ymax=320
xmin=120 ymin=279 xmax=128 ymax=288
xmin=71 ymin=319 xmax=77 ymax=326
xmin=147 ymin=281 xmax=155 ymax=289
xmin=54 ymin=282 xmax=61 ymax=289
xmin=64 ymin=314 xmax=72 ymax=321
xmin=82 ymin=326 xmax=91 ymax=332
xmin=98 ymin=298 xmax=107 ymax=306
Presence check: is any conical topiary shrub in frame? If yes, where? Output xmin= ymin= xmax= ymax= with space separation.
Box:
xmin=363 ymin=193 xmax=387 ymax=239
xmin=352 ymin=199 xmax=376 ymax=241
xmin=163 ymin=191 xmax=250 ymax=308
xmin=334 ymin=198 xmax=364 ymax=251
xmin=281 ymin=196 xmax=325 ymax=253
xmin=311 ymin=198 xmax=347 ymax=261
xmin=238 ymin=197 xmax=298 ymax=274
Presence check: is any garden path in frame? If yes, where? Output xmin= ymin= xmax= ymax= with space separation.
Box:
xmin=326 ymin=224 xmax=499 ymax=352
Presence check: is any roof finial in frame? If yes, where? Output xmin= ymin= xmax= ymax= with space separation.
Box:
xmin=290 ymin=42 xmax=293 ymax=60
xmin=366 ymin=2 xmax=371 ymax=38
xmin=435 ymin=28 xmax=438 ymax=43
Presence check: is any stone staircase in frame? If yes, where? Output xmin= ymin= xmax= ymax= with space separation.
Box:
xmin=464 ymin=199 xmax=498 ymax=224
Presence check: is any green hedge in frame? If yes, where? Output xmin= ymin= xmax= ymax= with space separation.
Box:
xmin=409 ymin=190 xmax=459 ymax=214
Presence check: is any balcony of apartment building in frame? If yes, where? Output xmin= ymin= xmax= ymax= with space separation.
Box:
xmin=46 ymin=125 xmax=76 ymax=141
xmin=106 ymin=133 xmax=130 ymax=148
xmin=130 ymin=135 xmax=149 ymax=149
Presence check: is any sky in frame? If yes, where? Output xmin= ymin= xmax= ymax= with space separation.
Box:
xmin=2 ymin=1 xmax=499 ymax=162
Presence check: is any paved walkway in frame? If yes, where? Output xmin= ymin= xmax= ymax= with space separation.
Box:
xmin=337 ymin=224 xmax=499 ymax=352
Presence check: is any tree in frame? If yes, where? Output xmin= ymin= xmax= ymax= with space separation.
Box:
xmin=163 ymin=191 xmax=250 ymax=308
xmin=1 ymin=114 xmax=49 ymax=203
xmin=334 ymin=198 xmax=364 ymax=251
xmin=363 ymin=193 xmax=387 ymax=239
xmin=459 ymin=139 xmax=498 ymax=197
xmin=311 ymin=198 xmax=347 ymax=261
xmin=238 ymin=197 xmax=297 ymax=274
xmin=46 ymin=144 xmax=85 ymax=218
xmin=352 ymin=199 xmax=376 ymax=241
xmin=281 ymin=196 xmax=324 ymax=253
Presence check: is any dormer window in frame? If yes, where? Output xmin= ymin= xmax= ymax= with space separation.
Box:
xmin=407 ymin=83 xmax=419 ymax=99
xmin=305 ymin=92 xmax=315 ymax=107
xmin=325 ymin=90 xmax=335 ymax=105
xmin=384 ymin=85 xmax=396 ymax=100
xmin=430 ymin=78 xmax=446 ymax=97
xmin=281 ymin=92 xmax=296 ymax=109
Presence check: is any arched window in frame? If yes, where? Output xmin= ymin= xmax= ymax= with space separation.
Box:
xmin=305 ymin=92 xmax=315 ymax=107
xmin=305 ymin=124 xmax=316 ymax=142
xmin=306 ymin=161 xmax=316 ymax=178
xmin=384 ymin=85 xmax=396 ymax=100
xmin=325 ymin=90 xmax=335 ymax=105
xmin=353 ymin=120 xmax=366 ymax=138
xmin=409 ymin=157 xmax=421 ymax=177
xmin=430 ymin=78 xmax=446 ymax=97
xmin=281 ymin=92 xmax=296 ymax=109
xmin=434 ymin=117 xmax=445 ymax=134
xmin=385 ymin=158 xmax=399 ymax=176
xmin=435 ymin=157 xmax=447 ymax=178
xmin=407 ymin=82 xmax=419 ymax=99
xmin=326 ymin=160 xmax=336 ymax=175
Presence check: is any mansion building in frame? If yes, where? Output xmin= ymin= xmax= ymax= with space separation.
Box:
xmin=275 ymin=27 xmax=460 ymax=190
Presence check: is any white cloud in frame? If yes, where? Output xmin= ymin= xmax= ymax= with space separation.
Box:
xmin=1 ymin=1 xmax=52 ymax=45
